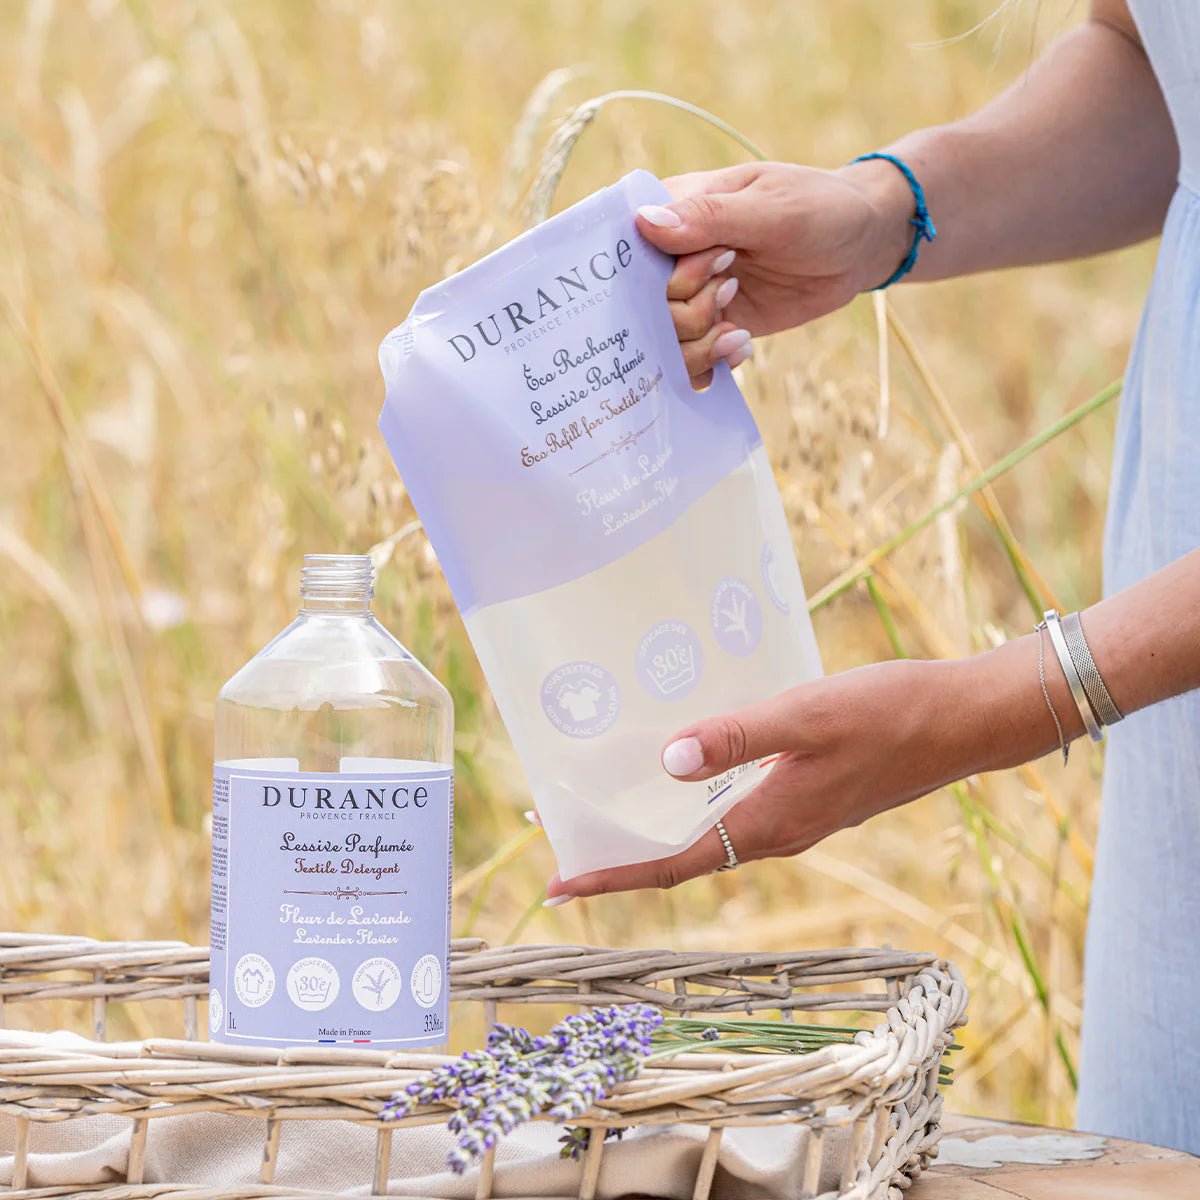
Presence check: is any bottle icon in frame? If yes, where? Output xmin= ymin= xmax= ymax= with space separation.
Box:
xmin=211 ymin=555 xmax=453 ymax=1048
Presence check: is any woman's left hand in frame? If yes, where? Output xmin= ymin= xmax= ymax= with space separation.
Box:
xmin=543 ymin=644 xmax=1067 ymax=900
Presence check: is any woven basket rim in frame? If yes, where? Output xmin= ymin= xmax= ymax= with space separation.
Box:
xmin=0 ymin=934 xmax=968 ymax=1200
xmin=0 ymin=932 xmax=967 ymax=1122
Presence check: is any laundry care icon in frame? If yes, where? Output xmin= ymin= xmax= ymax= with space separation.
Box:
xmin=234 ymin=953 xmax=275 ymax=1008
xmin=410 ymin=954 xmax=443 ymax=1009
xmin=295 ymin=976 xmax=331 ymax=1005
xmin=556 ymin=679 xmax=601 ymax=721
xmin=286 ymin=957 xmax=340 ymax=1012
xmin=635 ymin=621 xmax=704 ymax=702
xmin=353 ymin=957 xmax=404 ymax=1012
xmin=710 ymin=578 xmax=763 ymax=657
xmin=358 ymin=969 xmax=391 ymax=1007
xmin=650 ymin=647 xmax=697 ymax=694
xmin=540 ymin=662 xmax=621 ymax=738
xmin=760 ymin=541 xmax=790 ymax=614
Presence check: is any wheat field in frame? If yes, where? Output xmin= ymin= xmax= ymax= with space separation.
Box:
xmin=0 ymin=0 xmax=1160 ymax=1130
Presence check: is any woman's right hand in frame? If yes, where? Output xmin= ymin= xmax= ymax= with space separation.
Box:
xmin=637 ymin=160 xmax=914 ymax=387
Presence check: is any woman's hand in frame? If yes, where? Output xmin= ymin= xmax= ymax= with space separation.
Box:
xmin=645 ymin=4 xmax=1179 ymax=391
xmin=544 ymin=637 xmax=1080 ymax=901
xmin=637 ymin=160 xmax=915 ymax=388
xmin=540 ymin=542 xmax=1200 ymax=902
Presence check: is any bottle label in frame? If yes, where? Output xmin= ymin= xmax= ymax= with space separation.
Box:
xmin=210 ymin=760 xmax=452 ymax=1047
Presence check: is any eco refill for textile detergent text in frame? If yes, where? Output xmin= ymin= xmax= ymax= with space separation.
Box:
xmin=210 ymin=555 xmax=453 ymax=1047
xmin=378 ymin=170 xmax=821 ymax=881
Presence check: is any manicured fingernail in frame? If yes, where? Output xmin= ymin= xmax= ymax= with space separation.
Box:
xmin=543 ymin=894 xmax=574 ymax=908
xmin=637 ymin=204 xmax=682 ymax=229
xmin=727 ymin=342 xmax=754 ymax=368
xmin=712 ymin=329 xmax=751 ymax=359
xmin=715 ymin=277 xmax=739 ymax=308
xmin=523 ymin=810 xmax=541 ymax=826
xmin=711 ymin=249 xmax=735 ymax=274
xmin=662 ymin=736 xmax=704 ymax=777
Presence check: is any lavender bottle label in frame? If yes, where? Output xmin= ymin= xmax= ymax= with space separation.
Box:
xmin=210 ymin=761 xmax=452 ymax=1047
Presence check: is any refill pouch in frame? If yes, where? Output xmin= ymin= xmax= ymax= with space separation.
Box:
xmin=379 ymin=169 xmax=822 ymax=880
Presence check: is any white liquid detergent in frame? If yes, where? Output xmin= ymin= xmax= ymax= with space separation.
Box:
xmin=379 ymin=171 xmax=821 ymax=880
xmin=465 ymin=446 xmax=817 ymax=874
xmin=211 ymin=555 xmax=454 ymax=1047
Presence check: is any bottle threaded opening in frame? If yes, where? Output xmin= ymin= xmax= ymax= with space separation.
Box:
xmin=300 ymin=553 xmax=375 ymax=601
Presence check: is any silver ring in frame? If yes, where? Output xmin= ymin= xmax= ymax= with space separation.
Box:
xmin=714 ymin=819 xmax=738 ymax=872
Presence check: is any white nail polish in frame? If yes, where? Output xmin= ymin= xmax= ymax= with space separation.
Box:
xmin=523 ymin=810 xmax=541 ymax=825
xmin=715 ymin=277 xmax=739 ymax=308
xmin=636 ymin=204 xmax=682 ymax=229
xmin=662 ymin=736 xmax=704 ymax=777
xmin=543 ymin=894 xmax=574 ymax=907
xmin=712 ymin=329 xmax=752 ymax=359
xmin=712 ymin=250 xmax=736 ymax=274
xmin=726 ymin=342 xmax=754 ymax=369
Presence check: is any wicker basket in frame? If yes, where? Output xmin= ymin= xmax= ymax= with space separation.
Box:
xmin=0 ymin=932 xmax=967 ymax=1200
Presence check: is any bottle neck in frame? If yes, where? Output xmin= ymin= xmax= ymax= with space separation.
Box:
xmin=299 ymin=595 xmax=372 ymax=616
xmin=298 ymin=554 xmax=375 ymax=616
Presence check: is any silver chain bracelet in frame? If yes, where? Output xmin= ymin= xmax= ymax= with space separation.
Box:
xmin=1035 ymin=622 xmax=1070 ymax=766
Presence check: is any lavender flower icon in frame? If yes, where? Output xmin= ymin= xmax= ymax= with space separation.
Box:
xmin=717 ymin=589 xmax=752 ymax=645
xmin=360 ymin=968 xmax=391 ymax=1008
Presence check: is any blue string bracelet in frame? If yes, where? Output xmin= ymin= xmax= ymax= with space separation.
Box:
xmin=848 ymin=152 xmax=937 ymax=288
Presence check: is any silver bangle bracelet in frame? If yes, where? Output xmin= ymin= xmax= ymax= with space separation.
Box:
xmin=1061 ymin=610 xmax=1123 ymax=727
xmin=1040 ymin=609 xmax=1104 ymax=743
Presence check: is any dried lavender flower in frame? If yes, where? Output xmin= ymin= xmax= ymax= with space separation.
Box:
xmin=380 ymin=1003 xmax=662 ymax=1173
xmin=558 ymin=1125 xmax=626 ymax=1161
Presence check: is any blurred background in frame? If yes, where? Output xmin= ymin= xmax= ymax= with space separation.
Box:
xmin=0 ymin=0 xmax=1157 ymax=1129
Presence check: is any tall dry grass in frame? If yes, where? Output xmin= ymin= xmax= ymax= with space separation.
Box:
xmin=0 ymin=0 xmax=1159 ymax=1128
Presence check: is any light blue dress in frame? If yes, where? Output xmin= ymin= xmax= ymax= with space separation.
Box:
xmin=1075 ymin=1 xmax=1200 ymax=1155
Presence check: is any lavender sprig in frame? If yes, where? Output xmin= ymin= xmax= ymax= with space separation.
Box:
xmin=379 ymin=1009 xmax=923 ymax=1171
xmin=558 ymin=1124 xmax=626 ymax=1160
xmin=380 ymin=1003 xmax=662 ymax=1174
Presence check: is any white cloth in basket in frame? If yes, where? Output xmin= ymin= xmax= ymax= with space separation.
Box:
xmin=0 ymin=1031 xmax=854 ymax=1199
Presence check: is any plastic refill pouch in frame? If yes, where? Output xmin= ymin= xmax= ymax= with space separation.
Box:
xmin=378 ymin=169 xmax=822 ymax=880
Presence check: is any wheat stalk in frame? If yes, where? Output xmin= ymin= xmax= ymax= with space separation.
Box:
xmin=524 ymin=89 xmax=768 ymax=226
